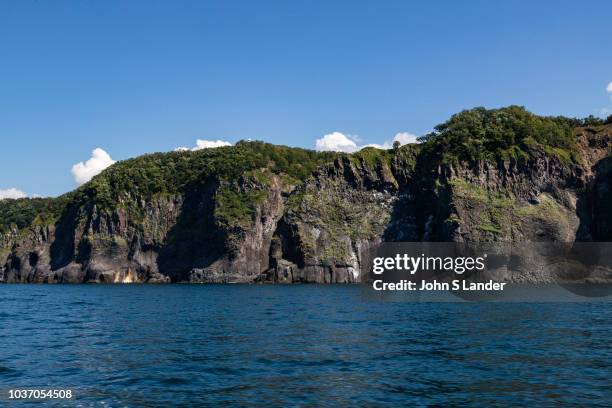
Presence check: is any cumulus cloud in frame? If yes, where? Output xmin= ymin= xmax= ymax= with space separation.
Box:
xmin=71 ymin=148 xmax=116 ymax=186
xmin=0 ymin=188 xmax=27 ymax=200
xmin=600 ymin=82 xmax=612 ymax=114
xmin=354 ymin=132 xmax=420 ymax=150
xmin=315 ymin=131 xmax=419 ymax=152
xmin=391 ymin=132 xmax=419 ymax=146
xmin=315 ymin=132 xmax=359 ymax=153
xmin=176 ymin=139 xmax=232 ymax=151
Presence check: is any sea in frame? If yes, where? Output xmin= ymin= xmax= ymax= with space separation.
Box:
xmin=1 ymin=285 xmax=611 ymax=407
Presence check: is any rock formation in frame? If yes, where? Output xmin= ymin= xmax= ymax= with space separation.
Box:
xmin=2 ymin=107 xmax=611 ymax=283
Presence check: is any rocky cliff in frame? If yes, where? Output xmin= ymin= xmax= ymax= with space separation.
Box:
xmin=2 ymin=107 xmax=611 ymax=283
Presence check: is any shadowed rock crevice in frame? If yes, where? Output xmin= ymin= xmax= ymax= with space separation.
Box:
xmin=577 ymin=156 xmax=612 ymax=241
xmin=156 ymin=178 xmax=222 ymax=281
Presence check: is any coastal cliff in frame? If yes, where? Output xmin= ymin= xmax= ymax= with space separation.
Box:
xmin=2 ymin=106 xmax=611 ymax=283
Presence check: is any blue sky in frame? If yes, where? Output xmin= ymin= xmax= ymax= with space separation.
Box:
xmin=1 ymin=0 xmax=611 ymax=197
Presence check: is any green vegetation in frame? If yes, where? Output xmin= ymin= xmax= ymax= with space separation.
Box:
xmin=288 ymin=179 xmax=392 ymax=261
xmin=515 ymin=193 xmax=569 ymax=221
xmin=565 ymin=114 xmax=612 ymax=127
xmin=1 ymin=107 xmax=606 ymax=238
xmin=0 ymin=196 xmax=69 ymax=234
xmin=419 ymin=106 xmax=581 ymax=164
xmin=450 ymin=179 xmax=514 ymax=235
xmin=214 ymin=182 xmax=268 ymax=230
xmin=349 ymin=146 xmax=393 ymax=168
xmin=450 ymin=179 xmax=573 ymax=237
xmin=78 ymin=141 xmax=337 ymax=210
xmin=0 ymin=142 xmax=338 ymax=234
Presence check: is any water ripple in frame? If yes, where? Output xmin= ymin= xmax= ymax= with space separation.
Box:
xmin=0 ymin=285 xmax=611 ymax=407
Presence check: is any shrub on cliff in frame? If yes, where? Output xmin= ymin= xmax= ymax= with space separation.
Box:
xmin=0 ymin=197 xmax=68 ymax=233
xmin=418 ymin=106 xmax=577 ymax=163
xmin=74 ymin=141 xmax=338 ymax=211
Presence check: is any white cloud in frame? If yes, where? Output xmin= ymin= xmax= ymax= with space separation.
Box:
xmin=315 ymin=132 xmax=359 ymax=153
xmin=357 ymin=132 xmax=420 ymax=150
xmin=360 ymin=143 xmax=386 ymax=149
xmin=176 ymin=139 xmax=232 ymax=151
xmin=315 ymin=131 xmax=419 ymax=153
xmin=600 ymin=82 xmax=612 ymax=114
xmin=391 ymin=132 xmax=419 ymax=145
xmin=0 ymin=188 xmax=27 ymax=200
xmin=71 ymin=148 xmax=116 ymax=186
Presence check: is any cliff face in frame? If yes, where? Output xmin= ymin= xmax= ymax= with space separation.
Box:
xmin=2 ymin=112 xmax=611 ymax=284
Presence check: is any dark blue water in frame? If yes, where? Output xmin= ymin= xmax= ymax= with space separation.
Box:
xmin=1 ymin=285 xmax=611 ymax=407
